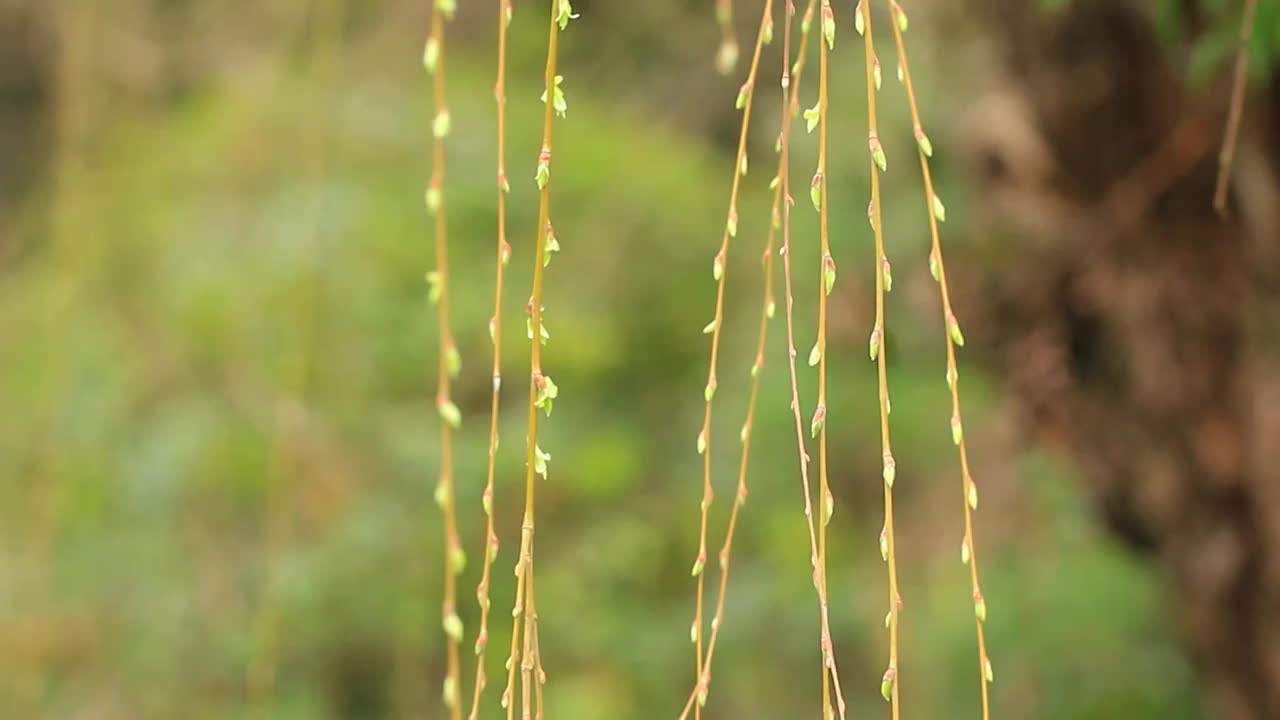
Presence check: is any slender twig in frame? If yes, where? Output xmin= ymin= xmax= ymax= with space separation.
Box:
xmin=1213 ymin=0 xmax=1257 ymax=215
xmin=676 ymin=5 xmax=815 ymax=718
xmin=886 ymin=1 xmax=992 ymax=714
xmin=424 ymin=0 xmax=463 ymax=716
xmin=686 ymin=2 xmax=773 ymax=717
xmin=502 ymin=1 xmax=574 ymax=717
xmin=777 ymin=1 xmax=848 ymax=717
xmin=465 ymin=1 xmax=514 ymax=718
xmin=855 ymin=0 xmax=902 ymax=713
xmin=811 ymin=3 xmax=836 ymax=717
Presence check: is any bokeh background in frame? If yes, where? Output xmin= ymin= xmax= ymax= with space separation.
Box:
xmin=3 ymin=0 xmax=1279 ymax=718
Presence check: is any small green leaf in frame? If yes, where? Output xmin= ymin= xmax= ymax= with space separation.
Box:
xmin=804 ymin=104 xmax=821 ymax=134
xmin=556 ymin=0 xmax=577 ymax=29
xmin=534 ymin=445 xmax=551 ymax=478
xmin=535 ymin=375 xmax=559 ymax=416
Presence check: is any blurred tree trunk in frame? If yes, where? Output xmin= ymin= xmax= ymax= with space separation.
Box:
xmin=960 ymin=1 xmax=1280 ymax=717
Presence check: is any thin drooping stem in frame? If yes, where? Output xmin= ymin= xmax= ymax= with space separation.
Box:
xmin=502 ymin=1 xmax=572 ymax=717
xmin=715 ymin=0 xmax=740 ymax=74
xmin=687 ymin=2 xmax=773 ymax=717
xmin=425 ymin=1 xmax=462 ymax=716
xmin=886 ymin=1 xmax=991 ymax=714
xmin=777 ymin=1 xmax=848 ymax=717
xmin=812 ymin=3 xmax=835 ymax=717
xmin=1212 ymin=0 xmax=1257 ymax=215
xmin=676 ymin=5 xmax=815 ymax=718
xmin=466 ymin=1 xmax=513 ymax=718
xmin=857 ymin=1 xmax=902 ymax=714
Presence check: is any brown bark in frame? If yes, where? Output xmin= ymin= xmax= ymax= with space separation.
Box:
xmin=958 ymin=1 xmax=1280 ymax=716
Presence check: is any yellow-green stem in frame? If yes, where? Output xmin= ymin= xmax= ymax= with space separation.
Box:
xmin=860 ymin=2 xmax=901 ymax=716
xmin=886 ymin=3 xmax=990 ymax=715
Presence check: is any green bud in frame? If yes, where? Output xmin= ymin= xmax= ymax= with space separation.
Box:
xmin=766 ymin=299 xmax=776 ymax=319
xmin=434 ymin=482 xmax=448 ymax=509
xmin=704 ymin=378 xmax=717 ymax=402
xmin=883 ymin=453 xmax=896 ymax=488
xmin=879 ymin=527 xmax=889 ymax=561
xmin=854 ymin=2 xmax=866 ymax=36
xmin=726 ymin=208 xmax=738 ymax=238
xmin=951 ymin=413 xmax=963 ymax=446
xmin=870 ymin=135 xmax=887 ymax=173
xmin=882 ymin=258 xmax=893 ymax=293
xmin=808 ymin=343 xmax=821 ymax=367
xmin=869 ymin=328 xmax=881 ymax=361
xmin=543 ymin=230 xmax=560 ymax=267
xmin=947 ymin=311 xmax=965 ymax=346
xmin=974 ymin=592 xmax=987 ymax=622
xmin=446 ymin=344 xmax=461 ymax=378
xmin=713 ymin=252 xmax=724 ymax=281
xmin=423 ymin=38 xmax=440 ymax=73
xmin=984 ymin=657 xmax=994 ymax=684
xmin=443 ymin=675 xmax=459 ymax=708
xmin=740 ymin=153 xmax=748 ymax=177
xmin=690 ymin=553 xmax=705 ymax=577
xmin=821 ymin=4 xmax=836 ymax=50
xmin=961 ymin=539 xmax=971 ymax=565
xmin=762 ymin=16 xmax=774 ymax=45
xmin=697 ymin=687 xmax=709 ymax=708
xmin=897 ymin=63 xmax=905 ymax=83
xmin=425 ymin=183 xmax=441 ymax=214
xmin=702 ymin=319 xmax=718 ymax=335
xmin=823 ymin=255 xmax=836 ymax=296
xmin=526 ymin=317 xmax=550 ymax=346
xmin=873 ymin=57 xmax=883 ymax=91
xmin=439 ymin=400 xmax=461 ymax=429
xmin=915 ymin=127 xmax=934 ymax=157
xmin=968 ymin=481 xmax=979 ymax=510
xmin=810 ymin=405 xmax=826 ymax=438
xmin=810 ymin=172 xmax=823 ymax=211
xmin=802 ymin=5 xmax=814 ymax=34
xmin=482 ymin=490 xmax=493 ymax=516
xmin=929 ymin=249 xmax=941 ymax=282
xmin=736 ymin=81 xmax=751 ymax=110
xmin=450 ymin=545 xmax=466 ymax=575
xmin=435 ymin=0 xmax=457 ymax=18
xmin=933 ymin=193 xmax=947 ymax=222
xmin=697 ymin=429 xmax=707 ymax=455
xmin=894 ymin=2 xmax=910 ymax=32
xmin=426 ymin=271 xmax=443 ymax=304
xmin=716 ymin=39 xmax=739 ymax=75
xmin=444 ymin=612 xmax=464 ymax=642
xmin=822 ymin=489 xmax=834 ymax=526
xmin=881 ymin=667 xmax=896 ymax=702
xmin=432 ymin=110 xmax=451 ymax=139
xmin=769 ymin=175 xmax=781 ymax=190
xmin=884 ymin=610 xmax=892 ymax=628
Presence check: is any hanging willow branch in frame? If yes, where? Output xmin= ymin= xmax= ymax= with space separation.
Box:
xmin=777 ymin=1 xmax=848 ymax=717
xmin=424 ymin=0 xmax=463 ymax=716
xmin=465 ymin=0 xmax=514 ymax=718
xmin=502 ymin=2 xmax=576 ymax=719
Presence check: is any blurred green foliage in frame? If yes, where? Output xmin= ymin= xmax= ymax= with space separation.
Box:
xmin=0 ymin=2 xmax=1205 ymax=718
